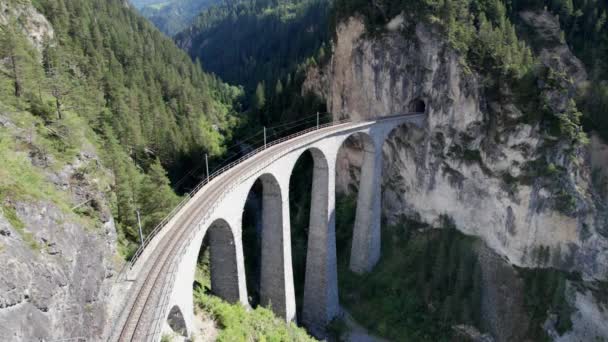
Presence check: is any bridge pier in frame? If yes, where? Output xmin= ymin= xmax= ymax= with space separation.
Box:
xmin=350 ymin=134 xmax=383 ymax=274
xmin=115 ymin=115 xmax=428 ymax=342
xmin=209 ymin=219 xmax=244 ymax=303
xmin=259 ymin=174 xmax=296 ymax=321
xmin=163 ymin=216 xmax=248 ymax=340
xmin=301 ymin=148 xmax=339 ymax=337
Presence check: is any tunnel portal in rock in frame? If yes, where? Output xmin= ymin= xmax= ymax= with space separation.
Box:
xmin=410 ymin=98 xmax=426 ymax=113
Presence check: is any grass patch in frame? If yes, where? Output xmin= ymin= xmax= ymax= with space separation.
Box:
xmin=0 ymin=131 xmax=58 ymax=202
xmin=0 ymin=204 xmax=40 ymax=251
xmin=335 ymin=193 xmax=483 ymax=341
xmin=192 ymin=257 xmax=314 ymax=341
xmin=194 ymin=291 xmax=314 ymax=342
xmin=194 ymin=267 xmax=315 ymax=342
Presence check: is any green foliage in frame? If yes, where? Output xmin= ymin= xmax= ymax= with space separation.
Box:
xmin=333 ymin=0 xmax=533 ymax=77
xmin=135 ymin=0 xmax=222 ymax=35
xmin=0 ymin=204 xmax=40 ymax=251
xmin=175 ymin=0 xmax=330 ymax=95
xmin=332 ymin=0 xmax=601 ymax=147
xmin=507 ymin=0 xmax=608 ymax=141
xmin=518 ymin=267 xmax=576 ymax=339
xmin=192 ymin=263 xmax=314 ymax=341
xmin=171 ymin=0 xmax=330 ymax=145
xmin=253 ymin=82 xmax=267 ymax=111
xmin=325 ymin=317 xmax=349 ymax=340
xmin=0 ymin=0 xmax=241 ymax=257
xmin=0 ymin=132 xmax=58 ymax=202
xmin=335 ymin=195 xmax=483 ymax=340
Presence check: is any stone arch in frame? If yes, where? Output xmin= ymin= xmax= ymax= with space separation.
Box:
xmin=207 ymin=218 xmax=240 ymax=303
xmin=167 ymin=305 xmax=188 ymax=337
xmin=244 ymin=172 xmax=294 ymax=320
xmin=288 ymin=147 xmax=339 ymax=336
xmin=409 ymin=98 xmax=426 ymax=113
xmin=336 ymin=131 xmax=382 ymax=274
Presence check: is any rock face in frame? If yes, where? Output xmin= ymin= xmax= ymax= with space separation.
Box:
xmin=0 ymin=203 xmax=117 ymax=340
xmin=0 ymin=0 xmax=54 ymax=51
xmin=308 ymin=15 xmax=608 ymax=282
xmin=0 ymin=111 xmax=119 ymax=340
xmin=0 ymin=3 xmax=120 ymax=336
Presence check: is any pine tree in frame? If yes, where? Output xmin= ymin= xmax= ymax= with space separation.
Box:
xmin=253 ymin=82 xmax=266 ymax=110
xmin=138 ymin=159 xmax=181 ymax=233
xmin=275 ymin=79 xmax=283 ymax=96
xmin=561 ymin=0 xmax=574 ymax=18
xmin=0 ymin=23 xmax=27 ymax=97
xmin=432 ymin=240 xmax=448 ymax=295
xmin=471 ymin=260 xmax=483 ymax=325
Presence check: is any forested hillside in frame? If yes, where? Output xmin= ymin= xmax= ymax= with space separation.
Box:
xmin=174 ymin=0 xmax=330 ymax=141
xmin=132 ymin=0 xmax=222 ymax=36
xmin=1 ymin=0 xmax=241 ymax=257
xmin=175 ymin=0 xmax=329 ymax=95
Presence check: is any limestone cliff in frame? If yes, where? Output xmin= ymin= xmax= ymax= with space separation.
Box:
xmin=309 ymin=14 xmax=607 ymax=281
xmin=305 ymin=13 xmax=608 ymax=341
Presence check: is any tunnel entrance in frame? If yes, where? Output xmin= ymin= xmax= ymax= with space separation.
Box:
xmin=409 ymin=98 xmax=426 ymax=113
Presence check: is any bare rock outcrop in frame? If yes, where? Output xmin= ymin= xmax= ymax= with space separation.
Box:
xmin=307 ymin=15 xmax=608 ymax=282
xmin=0 ymin=114 xmax=119 ymax=340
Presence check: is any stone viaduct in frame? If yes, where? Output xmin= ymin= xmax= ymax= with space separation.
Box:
xmin=110 ymin=113 xmax=426 ymax=341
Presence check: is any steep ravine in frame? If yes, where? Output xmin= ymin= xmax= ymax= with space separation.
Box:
xmin=307 ymin=14 xmax=608 ymax=341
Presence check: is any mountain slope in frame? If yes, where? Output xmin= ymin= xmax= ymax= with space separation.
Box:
xmin=135 ymin=0 xmax=222 ymax=36
xmin=0 ymin=0 xmax=240 ymax=339
xmin=306 ymin=0 xmax=608 ymax=340
xmin=175 ymin=0 xmax=330 ymax=94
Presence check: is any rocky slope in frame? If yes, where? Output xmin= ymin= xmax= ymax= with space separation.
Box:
xmin=0 ymin=2 xmax=120 ymax=340
xmin=0 ymin=113 xmax=120 ymax=340
xmin=312 ymin=13 xmax=608 ymax=281
xmin=306 ymin=12 xmax=608 ymax=341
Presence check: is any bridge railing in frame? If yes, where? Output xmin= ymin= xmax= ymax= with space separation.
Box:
xmin=146 ymin=112 xmax=425 ymax=338
xmin=116 ymin=117 xmax=353 ymax=280
xmin=147 ymin=117 xmax=359 ymax=339
xmin=108 ymin=112 xmax=425 ymax=341
xmin=116 ymin=112 xmax=425 ymax=281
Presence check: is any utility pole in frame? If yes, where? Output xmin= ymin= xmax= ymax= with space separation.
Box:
xmin=264 ymin=126 xmax=267 ymax=149
xmin=205 ymin=153 xmax=209 ymax=183
xmin=136 ymin=209 xmax=144 ymax=245
xmin=317 ymin=111 xmax=320 ymax=129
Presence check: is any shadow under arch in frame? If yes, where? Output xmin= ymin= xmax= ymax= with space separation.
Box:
xmin=167 ymin=305 xmax=188 ymax=337
xmin=242 ymin=172 xmax=292 ymax=319
xmin=287 ymin=147 xmax=332 ymax=323
xmin=206 ymin=218 xmax=240 ymax=303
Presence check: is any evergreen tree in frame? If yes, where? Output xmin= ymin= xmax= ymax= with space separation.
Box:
xmin=253 ymin=82 xmax=266 ymax=111
xmin=0 ymin=22 xmax=28 ymax=97
xmin=138 ymin=159 xmax=181 ymax=233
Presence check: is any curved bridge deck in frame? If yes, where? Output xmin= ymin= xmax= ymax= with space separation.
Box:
xmin=109 ymin=114 xmax=426 ymax=341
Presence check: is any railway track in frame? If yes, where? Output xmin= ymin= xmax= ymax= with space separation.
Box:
xmin=111 ymin=114 xmax=424 ymax=341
